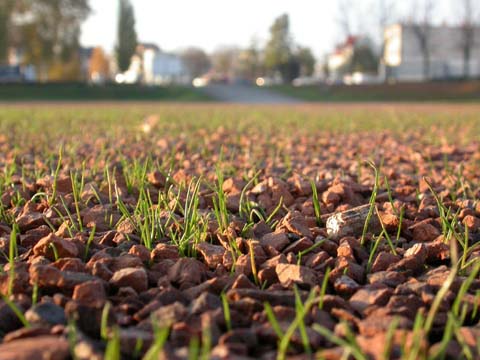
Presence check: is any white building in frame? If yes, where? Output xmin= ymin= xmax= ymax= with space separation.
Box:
xmin=327 ymin=36 xmax=357 ymax=82
xmin=326 ymin=36 xmax=382 ymax=84
xmin=116 ymin=54 xmax=143 ymax=84
xmin=382 ymin=24 xmax=480 ymax=81
xmin=117 ymin=43 xmax=189 ymax=85
xmin=143 ymin=49 xmax=189 ymax=85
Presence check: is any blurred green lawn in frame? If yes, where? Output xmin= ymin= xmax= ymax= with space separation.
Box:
xmin=269 ymin=81 xmax=480 ymax=102
xmin=1 ymin=102 xmax=479 ymax=148
xmin=0 ymin=83 xmax=212 ymax=101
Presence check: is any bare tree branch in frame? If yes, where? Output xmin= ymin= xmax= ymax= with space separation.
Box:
xmin=408 ymin=0 xmax=436 ymax=80
xmin=336 ymin=0 xmax=354 ymax=38
xmin=378 ymin=0 xmax=395 ymax=32
xmin=459 ymin=0 xmax=478 ymax=78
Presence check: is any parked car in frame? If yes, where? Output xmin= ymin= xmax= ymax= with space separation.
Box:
xmin=192 ymin=76 xmax=209 ymax=87
xmin=255 ymin=76 xmax=283 ymax=87
xmin=343 ymin=72 xmax=382 ymax=85
xmin=0 ymin=65 xmax=23 ymax=83
xmin=292 ymin=76 xmax=322 ymax=87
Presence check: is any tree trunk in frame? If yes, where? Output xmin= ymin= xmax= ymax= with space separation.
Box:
xmin=412 ymin=25 xmax=430 ymax=81
xmin=0 ymin=1 xmax=12 ymax=64
xmin=462 ymin=27 xmax=473 ymax=79
xmin=423 ymin=52 xmax=430 ymax=80
xmin=463 ymin=47 xmax=470 ymax=79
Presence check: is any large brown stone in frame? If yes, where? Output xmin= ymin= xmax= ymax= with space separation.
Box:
xmin=110 ymin=267 xmax=148 ymax=293
xmin=0 ymin=336 xmax=70 ymax=360
xmin=168 ymin=258 xmax=208 ymax=289
xmin=72 ymin=280 xmax=107 ymax=304
xmin=349 ymin=284 xmax=393 ymax=314
xmin=275 ymin=263 xmax=318 ymax=288
xmin=151 ymin=243 xmax=179 ymax=261
xmin=33 ymin=233 xmax=78 ymax=261
xmin=196 ymin=242 xmax=225 ymax=269
xmin=260 ymin=232 xmax=290 ymax=252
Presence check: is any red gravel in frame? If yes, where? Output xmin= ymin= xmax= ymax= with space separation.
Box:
xmin=0 ymin=118 xmax=479 ymax=359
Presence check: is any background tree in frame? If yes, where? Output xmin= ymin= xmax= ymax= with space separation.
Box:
xmin=0 ymin=0 xmax=14 ymax=64
xmin=459 ymin=0 xmax=478 ymax=79
xmin=295 ymin=46 xmax=316 ymax=77
xmin=31 ymin=0 xmax=89 ymax=80
xmin=1 ymin=0 xmax=89 ymax=80
xmin=116 ymin=0 xmax=137 ymax=73
xmin=180 ymin=47 xmax=210 ymax=78
xmin=374 ymin=0 xmax=396 ymax=81
xmin=336 ymin=0 xmax=356 ymax=38
xmin=211 ymin=46 xmax=239 ymax=79
xmin=350 ymin=38 xmax=378 ymax=73
xmin=375 ymin=0 xmax=395 ymax=45
xmin=264 ymin=13 xmax=293 ymax=81
xmin=237 ymin=38 xmax=263 ymax=80
xmin=408 ymin=0 xmax=436 ymax=80
xmin=321 ymin=55 xmax=330 ymax=79
xmin=89 ymin=46 xmax=110 ymax=82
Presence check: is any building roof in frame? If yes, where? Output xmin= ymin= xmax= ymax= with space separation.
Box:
xmin=138 ymin=43 xmax=161 ymax=52
xmin=333 ymin=35 xmax=358 ymax=55
xmin=395 ymin=23 xmax=480 ymax=31
xmin=79 ymin=47 xmax=94 ymax=59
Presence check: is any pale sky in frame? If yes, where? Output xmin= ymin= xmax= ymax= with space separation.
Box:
xmin=81 ymin=0 xmax=457 ymax=58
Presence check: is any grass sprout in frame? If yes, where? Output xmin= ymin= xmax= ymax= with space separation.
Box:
xmin=104 ymin=327 xmax=121 ymax=360
xmin=360 ymin=160 xmax=380 ymax=246
xmin=221 ymin=292 xmax=232 ymax=332
xmin=212 ymin=167 xmax=229 ymax=233
xmin=313 ymin=323 xmax=367 ymax=360
xmin=49 ymin=145 xmax=63 ymax=206
xmin=7 ymin=224 xmax=18 ymax=296
xmin=0 ymin=294 xmax=30 ymax=328
xmin=310 ymin=179 xmax=322 ymax=225
xmin=143 ymin=320 xmax=170 ymax=360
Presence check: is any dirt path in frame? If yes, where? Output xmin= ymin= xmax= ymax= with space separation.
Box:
xmin=201 ymin=83 xmax=301 ymax=103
